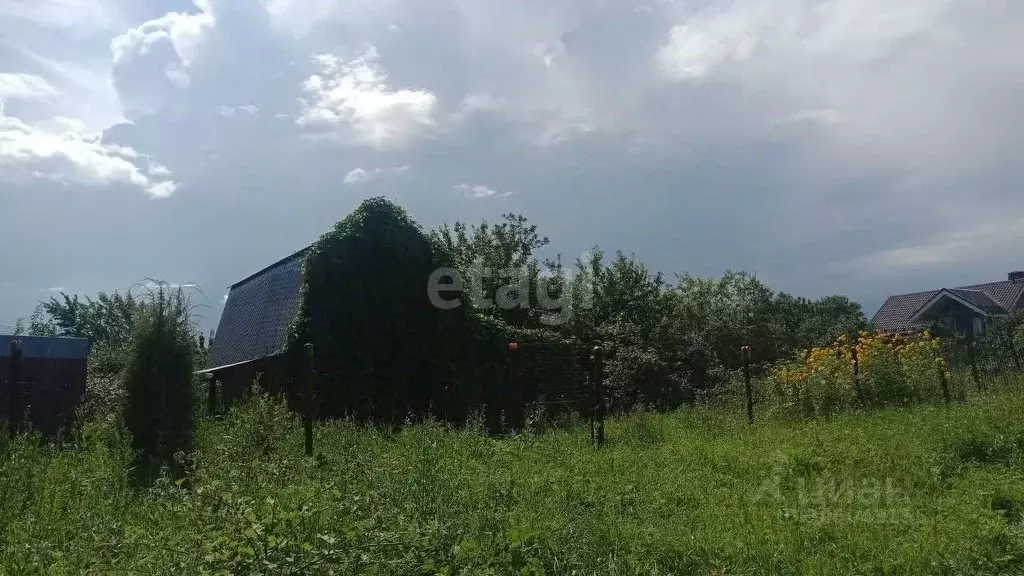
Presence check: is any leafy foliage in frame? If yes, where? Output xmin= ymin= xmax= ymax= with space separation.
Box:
xmin=431 ymin=213 xmax=553 ymax=328
xmin=32 ymin=291 xmax=144 ymax=344
xmin=977 ymin=310 xmax=1024 ymax=373
xmin=285 ymin=197 xmax=451 ymax=422
xmin=122 ymin=285 xmax=197 ymax=481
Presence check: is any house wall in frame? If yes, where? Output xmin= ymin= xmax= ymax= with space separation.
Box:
xmin=923 ymin=298 xmax=986 ymax=335
xmin=213 ymin=355 xmax=300 ymax=412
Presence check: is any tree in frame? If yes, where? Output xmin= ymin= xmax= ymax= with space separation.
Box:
xmin=431 ymin=213 xmax=552 ymax=328
xmin=666 ymin=271 xmax=781 ymax=370
xmin=122 ymin=285 xmax=197 ymax=482
xmin=36 ymin=291 xmax=142 ymax=343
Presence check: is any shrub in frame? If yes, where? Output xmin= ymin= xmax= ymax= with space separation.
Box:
xmin=122 ymin=285 xmax=197 ymax=481
xmin=604 ymin=345 xmax=677 ymax=414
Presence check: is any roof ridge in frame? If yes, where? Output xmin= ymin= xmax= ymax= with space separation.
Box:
xmin=956 ymin=279 xmax=1014 ymax=289
xmin=229 ymin=245 xmax=311 ymax=289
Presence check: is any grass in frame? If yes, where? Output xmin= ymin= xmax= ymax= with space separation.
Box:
xmin=5 ymin=379 xmax=1024 ymax=574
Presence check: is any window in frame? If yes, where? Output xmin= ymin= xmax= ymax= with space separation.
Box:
xmin=973 ymin=317 xmax=984 ymax=335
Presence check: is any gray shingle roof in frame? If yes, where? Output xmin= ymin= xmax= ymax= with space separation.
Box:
xmin=947 ymin=289 xmax=1004 ymax=313
xmin=205 ymin=247 xmax=309 ymax=371
xmin=872 ymin=278 xmax=1024 ymax=333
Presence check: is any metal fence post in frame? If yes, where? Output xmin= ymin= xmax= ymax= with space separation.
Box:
xmin=7 ymin=340 xmax=23 ymax=437
xmin=1008 ymin=338 xmax=1023 ymax=372
xmin=588 ymin=347 xmax=595 ymax=444
xmin=592 ymin=346 xmax=605 ymax=446
xmin=304 ymin=343 xmax=315 ymax=457
xmin=939 ymin=361 xmax=952 ymax=404
xmin=851 ymin=345 xmax=861 ymax=403
xmin=741 ymin=346 xmax=753 ymax=425
xmin=967 ymin=333 xmax=982 ymax=392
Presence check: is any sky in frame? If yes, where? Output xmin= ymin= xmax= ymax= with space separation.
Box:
xmin=1 ymin=0 xmax=1022 ymax=334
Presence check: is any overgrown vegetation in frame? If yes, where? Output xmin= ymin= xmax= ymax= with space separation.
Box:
xmin=5 ymin=384 xmax=1024 ymax=574
xmin=121 ymin=285 xmax=198 ymax=482
xmin=769 ymin=330 xmax=950 ymax=417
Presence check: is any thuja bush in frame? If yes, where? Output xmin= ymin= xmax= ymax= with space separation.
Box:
xmin=122 ymin=285 xmax=197 ymax=482
xmin=770 ymin=330 xmax=949 ymax=417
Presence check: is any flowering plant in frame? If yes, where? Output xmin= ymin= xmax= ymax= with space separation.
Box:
xmin=770 ymin=330 xmax=948 ymax=417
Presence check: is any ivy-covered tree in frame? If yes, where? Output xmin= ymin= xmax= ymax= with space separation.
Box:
xmin=287 ymin=197 xmax=451 ymax=422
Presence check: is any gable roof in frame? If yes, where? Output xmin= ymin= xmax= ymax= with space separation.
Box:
xmin=872 ymin=278 xmax=1024 ymax=332
xmin=204 ymin=247 xmax=309 ymax=372
xmin=946 ymin=289 xmax=1004 ymax=313
xmin=908 ymin=288 xmax=1003 ymax=325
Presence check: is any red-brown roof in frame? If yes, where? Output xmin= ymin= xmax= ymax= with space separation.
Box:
xmin=872 ymin=278 xmax=1024 ymax=332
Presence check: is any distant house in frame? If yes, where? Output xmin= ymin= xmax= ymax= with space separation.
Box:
xmin=872 ymin=271 xmax=1024 ymax=335
xmin=200 ymin=247 xmax=309 ymax=401
xmin=0 ymin=334 xmax=90 ymax=435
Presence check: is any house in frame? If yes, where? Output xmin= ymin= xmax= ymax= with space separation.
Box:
xmin=872 ymin=271 xmax=1024 ymax=335
xmin=200 ymin=246 xmax=309 ymax=404
xmin=0 ymin=334 xmax=90 ymax=436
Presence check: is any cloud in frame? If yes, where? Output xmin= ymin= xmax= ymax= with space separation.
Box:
xmin=109 ymin=0 xmax=216 ymax=119
xmin=343 ymin=164 xmax=409 ymax=185
xmin=0 ymin=73 xmax=58 ymax=101
xmin=296 ymin=47 xmax=438 ymax=149
xmin=1 ymin=0 xmax=1023 ymax=331
xmin=456 ymin=183 xmax=515 ymax=199
xmin=0 ymin=0 xmax=129 ymax=33
xmin=840 ymin=217 xmax=1024 ymax=274
xmin=656 ymin=2 xmax=765 ymax=81
xmin=0 ymin=102 xmax=178 ymax=197
xmin=218 ymin=104 xmax=259 ymax=117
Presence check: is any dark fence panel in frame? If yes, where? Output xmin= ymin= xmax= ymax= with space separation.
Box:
xmin=0 ymin=356 xmax=87 ymax=437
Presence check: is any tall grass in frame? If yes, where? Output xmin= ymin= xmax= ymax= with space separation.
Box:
xmin=4 ymin=382 xmax=1024 ymax=574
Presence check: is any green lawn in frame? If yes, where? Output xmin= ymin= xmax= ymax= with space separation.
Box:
xmin=5 ymin=383 xmax=1024 ymax=575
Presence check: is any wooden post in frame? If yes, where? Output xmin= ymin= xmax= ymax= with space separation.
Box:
xmin=304 ymin=343 xmax=315 ymax=457
xmin=741 ymin=346 xmax=753 ymax=425
xmin=515 ymin=344 xmax=524 ymax=430
xmin=967 ymin=333 xmax=982 ymax=391
xmin=592 ymin=346 xmax=605 ymax=446
xmin=7 ymin=340 xmax=24 ymax=437
xmin=507 ymin=342 xmax=522 ymax=431
xmin=851 ymin=345 xmax=861 ymax=403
